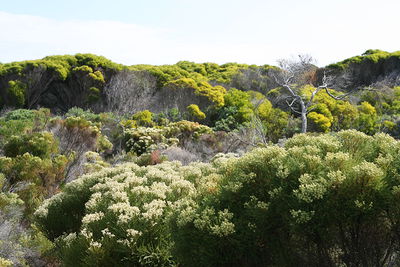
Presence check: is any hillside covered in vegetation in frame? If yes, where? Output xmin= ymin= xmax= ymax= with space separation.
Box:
xmin=1 ymin=50 xmax=400 ymax=266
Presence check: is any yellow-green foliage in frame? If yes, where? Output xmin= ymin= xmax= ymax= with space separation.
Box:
xmin=134 ymin=61 xmax=253 ymax=87
xmin=246 ymin=91 xmax=289 ymax=141
xmin=196 ymin=83 xmax=226 ymax=107
xmin=96 ymin=135 xmax=113 ymax=153
xmin=332 ymin=101 xmax=358 ymax=130
xmin=248 ymin=91 xmax=273 ymax=119
xmin=0 ymin=54 xmax=122 ymax=81
xmin=328 ymin=49 xmax=400 ymax=70
xmin=308 ymin=112 xmax=331 ymax=132
xmin=224 ymin=88 xmax=253 ymax=122
xmin=180 ymin=61 xmax=249 ymax=84
xmin=362 ymin=86 xmax=400 ymax=116
xmin=61 ymin=116 xmax=100 ymax=135
xmin=265 ymin=108 xmax=289 ymax=142
xmin=7 ymin=80 xmax=26 ymax=107
xmin=73 ymin=53 xmax=123 ymax=70
xmin=132 ymin=110 xmax=154 ymax=127
xmin=120 ymin=119 xmax=137 ymax=129
xmin=187 ymin=104 xmax=206 ymax=120
xmin=132 ymin=64 xmax=204 ymax=87
xmin=89 ymin=70 xmax=105 ymax=83
xmin=0 ymin=153 xmax=69 ymax=216
xmin=166 ymin=78 xmax=226 ymax=107
xmin=301 ymin=85 xmax=358 ymax=132
xmin=73 ymin=65 xmax=93 ymax=73
xmin=0 ymin=109 xmax=51 ymax=146
xmin=357 ymin=101 xmax=377 ymax=134
xmin=4 ymin=132 xmax=58 ymax=159
xmin=382 ymin=120 xmax=396 ymax=131
xmin=0 ymin=59 xmax=70 ymax=80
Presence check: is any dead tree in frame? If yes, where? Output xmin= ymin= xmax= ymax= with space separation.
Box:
xmin=24 ymin=65 xmax=56 ymax=108
xmin=104 ymin=70 xmax=157 ymax=115
xmin=274 ymin=55 xmax=350 ymax=133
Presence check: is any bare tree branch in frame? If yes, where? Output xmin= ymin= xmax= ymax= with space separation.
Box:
xmin=274 ymin=56 xmax=353 ymax=133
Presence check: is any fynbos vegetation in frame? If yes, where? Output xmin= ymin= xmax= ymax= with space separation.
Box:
xmin=1 ymin=50 xmax=400 ymax=266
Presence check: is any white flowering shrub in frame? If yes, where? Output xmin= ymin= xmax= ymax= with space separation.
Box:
xmin=35 ymin=130 xmax=400 ymax=266
xmin=123 ymin=120 xmax=212 ymax=156
xmin=0 ymin=257 xmax=13 ymax=267
xmin=34 ymin=160 xmax=219 ymax=266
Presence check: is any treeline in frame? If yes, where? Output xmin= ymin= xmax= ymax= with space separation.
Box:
xmin=0 ymin=50 xmax=400 ymax=138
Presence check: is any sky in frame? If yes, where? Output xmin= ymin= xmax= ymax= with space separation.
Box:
xmin=0 ymin=0 xmax=399 ymax=67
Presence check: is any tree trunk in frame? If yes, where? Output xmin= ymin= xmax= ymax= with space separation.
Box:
xmin=300 ymin=101 xmax=307 ymax=133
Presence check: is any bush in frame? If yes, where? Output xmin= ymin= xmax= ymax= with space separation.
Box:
xmin=187 ymin=104 xmax=206 ymax=120
xmin=34 ymin=161 xmax=217 ymax=266
xmin=34 ymin=130 xmax=400 ymax=266
xmin=132 ymin=110 xmax=154 ymax=127
xmin=124 ymin=121 xmax=212 ymax=156
xmin=7 ymin=80 xmax=26 ymax=107
xmin=4 ymin=132 xmax=58 ymax=159
xmin=171 ymin=130 xmax=400 ymax=266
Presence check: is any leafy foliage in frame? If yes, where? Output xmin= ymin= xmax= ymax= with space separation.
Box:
xmin=7 ymin=80 xmax=26 ymax=107
xmin=2 ymin=51 xmax=400 ymax=266
xmin=172 ymin=131 xmax=400 ymax=266
xmin=187 ymin=104 xmax=206 ymax=120
xmin=328 ymin=49 xmax=400 ymax=70
xmin=34 ymin=130 xmax=400 ymax=266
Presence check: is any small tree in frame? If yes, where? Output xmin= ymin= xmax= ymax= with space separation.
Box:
xmin=274 ymin=55 xmax=349 ymax=133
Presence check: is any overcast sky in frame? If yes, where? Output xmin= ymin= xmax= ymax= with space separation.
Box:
xmin=0 ymin=0 xmax=399 ymax=66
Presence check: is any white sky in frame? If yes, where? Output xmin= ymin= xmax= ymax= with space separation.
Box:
xmin=0 ymin=0 xmax=399 ymax=66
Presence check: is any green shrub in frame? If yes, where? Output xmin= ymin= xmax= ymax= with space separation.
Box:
xmin=7 ymin=80 xmax=26 ymax=107
xmin=65 ymin=107 xmax=102 ymax=123
xmin=4 ymin=132 xmax=58 ymax=159
xmin=34 ymin=161 xmax=217 ymax=266
xmin=187 ymin=104 xmax=206 ymax=120
xmin=328 ymin=49 xmax=400 ymax=70
xmin=132 ymin=110 xmax=154 ymax=127
xmin=87 ymin=87 xmax=101 ymax=103
xmin=171 ymin=130 xmax=400 ymax=266
xmin=1 ymin=152 xmax=69 ymax=217
xmin=357 ymin=101 xmax=378 ymax=134
xmin=166 ymin=78 xmax=226 ymax=107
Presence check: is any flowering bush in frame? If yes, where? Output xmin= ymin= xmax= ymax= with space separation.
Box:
xmin=34 ymin=160 xmax=219 ymax=266
xmin=171 ymin=130 xmax=400 ymax=266
xmin=35 ymin=130 xmax=400 ymax=266
xmin=124 ymin=121 xmax=212 ymax=156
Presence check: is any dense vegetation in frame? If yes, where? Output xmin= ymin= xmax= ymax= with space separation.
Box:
xmin=1 ymin=50 xmax=400 ymax=266
xmin=34 ymin=131 xmax=400 ymax=266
